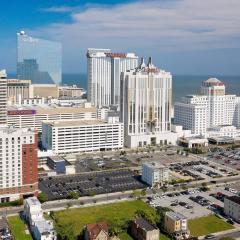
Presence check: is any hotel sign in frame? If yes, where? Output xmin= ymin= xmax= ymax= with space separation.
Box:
xmin=7 ymin=110 xmax=36 ymax=116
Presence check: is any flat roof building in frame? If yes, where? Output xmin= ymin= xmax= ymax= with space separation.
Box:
xmin=142 ymin=162 xmax=169 ymax=187
xmin=42 ymin=119 xmax=123 ymax=154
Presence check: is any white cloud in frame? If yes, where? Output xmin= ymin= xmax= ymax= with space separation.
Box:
xmin=32 ymin=0 xmax=240 ymax=72
xmin=41 ymin=6 xmax=76 ymax=13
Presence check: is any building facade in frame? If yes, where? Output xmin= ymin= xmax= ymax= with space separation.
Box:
xmin=224 ymin=196 xmax=240 ymax=223
xmin=7 ymin=79 xmax=31 ymax=104
xmin=17 ymin=31 xmax=62 ymax=85
xmin=87 ymin=48 xmax=138 ymax=107
xmin=130 ymin=217 xmax=160 ymax=240
xmin=120 ymin=58 xmax=177 ymax=148
xmin=0 ymin=127 xmax=38 ymax=202
xmin=59 ymin=85 xmax=85 ymax=98
xmin=164 ymin=211 xmax=190 ymax=239
xmin=0 ymin=70 xmax=7 ymax=126
xmin=42 ymin=119 xmax=123 ymax=154
xmin=142 ymin=162 xmax=169 ymax=187
xmin=174 ymin=78 xmax=240 ymax=135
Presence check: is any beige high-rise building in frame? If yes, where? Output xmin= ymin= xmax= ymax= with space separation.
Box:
xmin=120 ymin=58 xmax=177 ymax=148
xmin=7 ymin=79 xmax=31 ymax=104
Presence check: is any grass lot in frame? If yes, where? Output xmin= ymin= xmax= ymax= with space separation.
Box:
xmin=189 ymin=215 xmax=234 ymax=236
xmin=8 ymin=216 xmax=32 ymax=240
xmin=118 ymin=232 xmax=134 ymax=240
xmin=52 ymin=200 xmax=156 ymax=237
xmin=159 ymin=234 xmax=171 ymax=240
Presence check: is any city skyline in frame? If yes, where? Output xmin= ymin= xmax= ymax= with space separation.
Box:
xmin=0 ymin=0 xmax=240 ymax=75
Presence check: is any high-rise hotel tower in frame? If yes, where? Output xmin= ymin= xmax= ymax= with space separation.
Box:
xmin=120 ymin=58 xmax=177 ymax=148
xmin=0 ymin=70 xmax=38 ymax=203
xmin=87 ymin=48 xmax=138 ymax=107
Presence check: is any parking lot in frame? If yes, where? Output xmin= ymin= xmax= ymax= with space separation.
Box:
xmin=208 ymin=149 xmax=240 ymax=171
xmin=148 ymin=186 xmax=237 ymax=219
xmin=75 ymin=155 xmax=138 ymax=173
xmin=170 ymin=160 xmax=227 ymax=182
xmin=39 ymin=169 xmax=146 ymax=200
xmin=0 ymin=218 xmax=12 ymax=240
xmin=64 ymin=146 xmax=200 ymax=173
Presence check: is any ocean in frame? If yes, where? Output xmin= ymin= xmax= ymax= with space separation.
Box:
xmin=62 ymin=74 xmax=240 ymax=102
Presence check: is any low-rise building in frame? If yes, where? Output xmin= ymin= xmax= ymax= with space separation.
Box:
xmin=224 ymin=196 xmax=240 ymax=223
xmin=24 ymin=197 xmax=56 ymax=240
xmin=142 ymin=162 xmax=169 ymax=187
xmin=59 ymin=85 xmax=86 ymax=98
xmin=42 ymin=119 xmax=123 ymax=154
xmin=85 ymin=222 xmax=109 ymax=240
xmin=47 ymin=156 xmax=66 ymax=174
xmin=164 ymin=211 xmax=190 ymax=240
xmin=130 ymin=217 xmax=160 ymax=240
xmin=178 ymin=136 xmax=208 ymax=149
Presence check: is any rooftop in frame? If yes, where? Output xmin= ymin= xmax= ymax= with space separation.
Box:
xmin=34 ymin=219 xmax=55 ymax=234
xmin=134 ymin=217 xmax=157 ymax=231
xmin=48 ymin=155 xmax=65 ymax=162
xmin=165 ymin=211 xmax=187 ymax=221
xmin=226 ymin=196 xmax=240 ymax=205
xmin=7 ymin=105 xmax=96 ymax=115
xmin=86 ymin=222 xmax=108 ymax=239
xmin=202 ymin=78 xmax=225 ymax=87
xmin=142 ymin=161 xmax=166 ymax=169
xmin=25 ymin=197 xmax=41 ymax=207
xmin=44 ymin=119 xmax=111 ymax=127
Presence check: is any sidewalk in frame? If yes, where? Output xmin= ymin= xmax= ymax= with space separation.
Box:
xmin=198 ymin=227 xmax=240 ymax=240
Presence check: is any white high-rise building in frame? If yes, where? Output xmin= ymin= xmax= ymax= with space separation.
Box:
xmin=174 ymin=78 xmax=240 ymax=135
xmin=0 ymin=70 xmax=7 ymax=126
xmin=120 ymin=58 xmax=177 ymax=148
xmin=87 ymin=48 xmax=138 ymax=107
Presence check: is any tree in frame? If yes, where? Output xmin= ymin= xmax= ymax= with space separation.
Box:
xmin=67 ymin=191 xmax=79 ymax=199
xmin=135 ymin=209 xmax=158 ymax=226
xmin=38 ymin=192 xmax=48 ymax=203
xmin=57 ymin=223 xmax=75 ymax=240
xmin=141 ymin=189 xmax=147 ymax=196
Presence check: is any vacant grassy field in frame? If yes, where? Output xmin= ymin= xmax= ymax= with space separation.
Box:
xmin=52 ymin=200 xmax=156 ymax=237
xmin=159 ymin=234 xmax=171 ymax=240
xmin=189 ymin=215 xmax=234 ymax=236
xmin=118 ymin=232 xmax=134 ymax=240
xmin=8 ymin=216 xmax=32 ymax=240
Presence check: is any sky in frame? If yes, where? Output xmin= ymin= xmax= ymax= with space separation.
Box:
xmin=0 ymin=0 xmax=240 ymax=75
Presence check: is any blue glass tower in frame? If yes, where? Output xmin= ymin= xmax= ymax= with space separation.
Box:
xmin=17 ymin=31 xmax=62 ymax=85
